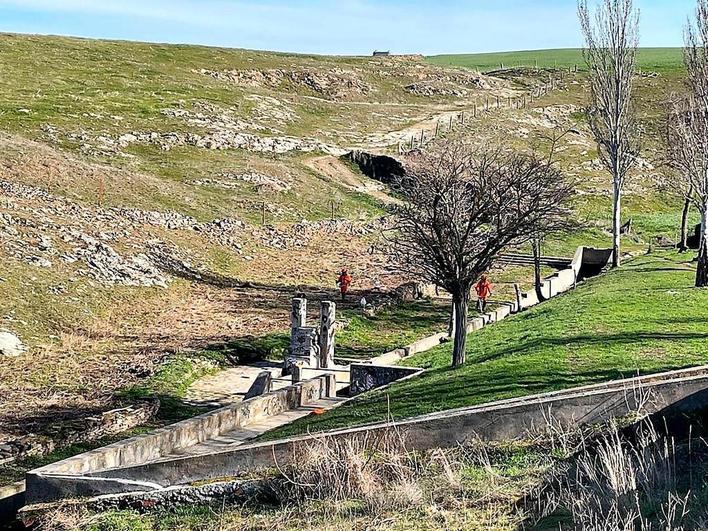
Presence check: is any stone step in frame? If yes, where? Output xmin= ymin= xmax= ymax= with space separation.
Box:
xmin=164 ymin=396 xmax=348 ymax=460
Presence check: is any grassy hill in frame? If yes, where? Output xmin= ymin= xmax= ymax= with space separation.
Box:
xmin=270 ymin=251 xmax=708 ymax=437
xmin=0 ymin=36 xmax=697 ymax=489
xmin=428 ymin=47 xmax=684 ymax=74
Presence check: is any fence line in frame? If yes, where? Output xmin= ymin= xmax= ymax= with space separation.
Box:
xmin=398 ymin=73 xmax=563 ymax=155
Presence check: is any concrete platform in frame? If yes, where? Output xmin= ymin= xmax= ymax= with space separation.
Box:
xmin=184 ymin=362 xmax=291 ymax=407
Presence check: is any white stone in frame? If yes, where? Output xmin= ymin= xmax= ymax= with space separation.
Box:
xmin=0 ymin=330 xmax=26 ymax=356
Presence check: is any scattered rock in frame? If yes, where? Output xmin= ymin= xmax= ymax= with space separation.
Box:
xmin=0 ymin=330 xmax=26 ymax=357
xmin=198 ymin=68 xmax=372 ymax=101
xmin=194 ymin=171 xmax=291 ymax=193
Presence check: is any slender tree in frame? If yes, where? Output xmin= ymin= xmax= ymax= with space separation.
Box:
xmin=390 ymin=140 xmax=573 ymax=367
xmin=679 ymin=184 xmax=694 ymax=253
xmin=667 ymin=0 xmax=708 ymax=286
xmin=579 ymin=0 xmax=641 ymax=268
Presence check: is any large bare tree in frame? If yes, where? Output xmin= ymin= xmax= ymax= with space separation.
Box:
xmin=667 ymin=0 xmax=708 ymax=286
xmin=579 ymin=0 xmax=641 ymax=268
xmin=390 ymin=141 xmax=573 ymax=367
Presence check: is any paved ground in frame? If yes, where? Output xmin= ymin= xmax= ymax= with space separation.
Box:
xmin=184 ymin=362 xmax=292 ymax=407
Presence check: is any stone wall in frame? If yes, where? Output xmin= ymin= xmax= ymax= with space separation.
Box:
xmin=349 ymin=364 xmax=423 ymax=396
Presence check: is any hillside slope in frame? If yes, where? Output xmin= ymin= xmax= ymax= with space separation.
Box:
xmin=0 ymin=37 xmax=692 ymax=453
xmin=270 ymin=251 xmax=708 ymax=437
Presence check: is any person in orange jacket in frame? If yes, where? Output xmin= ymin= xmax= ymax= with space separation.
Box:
xmin=474 ymin=274 xmax=493 ymax=313
xmin=337 ymin=269 xmax=353 ymax=301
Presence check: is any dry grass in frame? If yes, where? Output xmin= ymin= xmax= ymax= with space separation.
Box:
xmin=525 ymin=418 xmax=708 ymax=530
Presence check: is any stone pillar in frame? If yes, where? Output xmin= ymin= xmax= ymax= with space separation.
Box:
xmin=284 ymin=298 xmax=310 ymax=375
xmin=319 ymin=301 xmax=336 ymax=368
xmin=291 ymin=298 xmax=307 ymax=337
xmin=286 ymin=326 xmax=319 ymax=372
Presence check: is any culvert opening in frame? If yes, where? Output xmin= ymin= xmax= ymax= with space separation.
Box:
xmin=343 ymin=150 xmax=406 ymax=185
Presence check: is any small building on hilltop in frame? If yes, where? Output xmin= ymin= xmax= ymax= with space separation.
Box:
xmin=373 ymin=50 xmax=390 ymax=57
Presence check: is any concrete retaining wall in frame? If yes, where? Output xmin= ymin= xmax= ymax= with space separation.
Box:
xmin=349 ymin=364 xmax=423 ymax=396
xmin=0 ymin=481 xmax=25 ymax=521
xmin=294 ymin=366 xmax=351 ymax=390
xmin=30 ymin=374 xmax=335 ymax=479
xmin=28 ymin=366 xmax=708 ymax=501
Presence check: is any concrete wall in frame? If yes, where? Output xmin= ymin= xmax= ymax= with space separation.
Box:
xmin=349 ymin=364 xmax=423 ymax=396
xmin=29 ymin=374 xmax=335 ymax=480
xmin=372 ymin=246 xmax=609 ymax=367
xmin=294 ymin=366 xmax=350 ymax=390
xmin=0 ymin=481 xmax=25 ymax=522
xmin=32 ymin=366 xmax=708 ymax=499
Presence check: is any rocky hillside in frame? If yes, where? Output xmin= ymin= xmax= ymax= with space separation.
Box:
xmin=0 ymin=34 xmax=687 ymax=448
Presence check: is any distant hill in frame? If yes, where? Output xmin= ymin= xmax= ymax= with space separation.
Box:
xmin=427 ymin=47 xmax=684 ymax=73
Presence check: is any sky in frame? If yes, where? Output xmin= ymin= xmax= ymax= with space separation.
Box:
xmin=0 ymin=0 xmax=698 ymax=55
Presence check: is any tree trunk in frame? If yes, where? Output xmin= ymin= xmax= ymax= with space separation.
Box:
xmin=697 ymin=206 xmax=708 ymax=287
xmin=679 ymin=190 xmax=692 ymax=253
xmin=532 ymin=238 xmax=546 ymax=302
xmin=451 ymin=295 xmax=469 ymax=367
xmin=612 ymin=179 xmax=622 ymax=268
xmin=447 ymin=300 xmax=456 ymax=338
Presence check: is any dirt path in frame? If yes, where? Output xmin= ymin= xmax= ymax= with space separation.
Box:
xmin=305 ymin=155 xmax=400 ymax=205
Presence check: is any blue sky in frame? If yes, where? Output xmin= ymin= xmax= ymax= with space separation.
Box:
xmin=0 ymin=0 xmax=697 ymax=55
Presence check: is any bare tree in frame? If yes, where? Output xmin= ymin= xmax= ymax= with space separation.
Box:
xmin=390 ymin=140 xmax=573 ymax=367
xmin=667 ymin=0 xmax=708 ymax=286
xmin=579 ymin=0 xmax=641 ymax=268
xmin=679 ymin=184 xmax=694 ymax=253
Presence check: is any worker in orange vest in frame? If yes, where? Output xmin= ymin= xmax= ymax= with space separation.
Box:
xmin=474 ymin=274 xmax=493 ymax=313
xmin=337 ymin=269 xmax=353 ymax=301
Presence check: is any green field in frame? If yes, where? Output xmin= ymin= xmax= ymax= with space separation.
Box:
xmin=269 ymin=251 xmax=708 ymax=437
xmin=427 ymin=47 xmax=684 ymax=74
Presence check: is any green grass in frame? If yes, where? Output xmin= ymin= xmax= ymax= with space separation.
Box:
xmin=117 ymin=351 xmax=228 ymax=423
xmin=268 ymin=251 xmax=708 ymax=437
xmin=68 ymin=441 xmax=544 ymax=531
xmin=336 ymin=300 xmax=451 ymax=360
xmin=427 ymin=48 xmax=684 ymax=74
xmin=0 ymin=33 xmax=445 ymax=223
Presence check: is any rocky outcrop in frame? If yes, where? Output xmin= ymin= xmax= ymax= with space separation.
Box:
xmin=193 ymin=171 xmax=291 ymax=193
xmin=0 ymin=400 xmax=159 ymax=463
xmin=103 ymin=130 xmax=343 ymax=156
xmin=198 ymin=68 xmax=372 ymax=101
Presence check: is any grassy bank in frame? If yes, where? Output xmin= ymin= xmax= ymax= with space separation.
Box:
xmin=269 ymin=251 xmax=708 ymax=437
xmin=427 ymin=47 xmax=684 ymax=74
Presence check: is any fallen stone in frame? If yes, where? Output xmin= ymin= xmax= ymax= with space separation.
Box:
xmin=0 ymin=330 xmax=26 ymax=357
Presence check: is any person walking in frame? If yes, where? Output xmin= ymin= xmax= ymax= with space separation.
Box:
xmin=474 ymin=274 xmax=493 ymax=314
xmin=336 ymin=269 xmax=352 ymax=302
